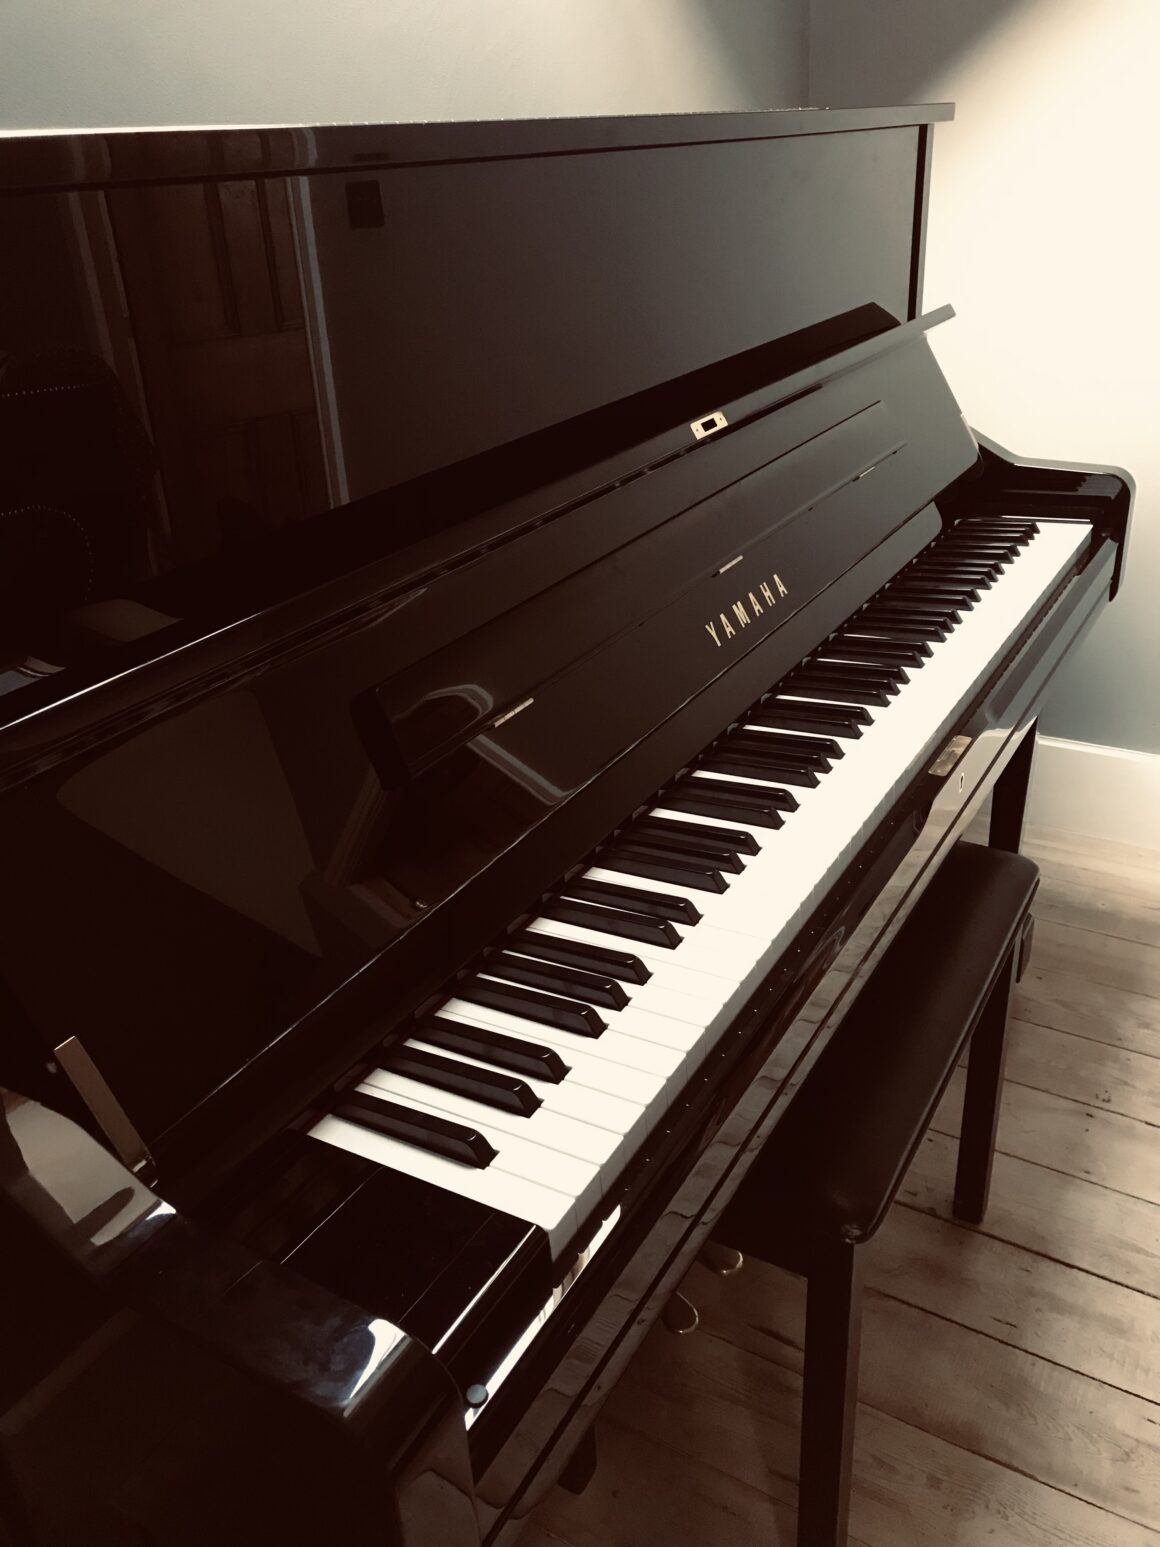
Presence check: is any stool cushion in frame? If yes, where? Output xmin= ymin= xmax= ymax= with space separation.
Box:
xmin=720 ymin=840 xmax=1038 ymax=1259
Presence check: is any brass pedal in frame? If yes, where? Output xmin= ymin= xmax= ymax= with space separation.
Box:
xmin=699 ymin=1242 xmax=744 ymax=1276
xmin=661 ymin=1290 xmax=699 ymax=1335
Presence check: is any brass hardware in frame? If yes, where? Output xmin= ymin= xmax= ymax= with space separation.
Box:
xmin=699 ymin=1243 xmax=744 ymax=1276
xmin=690 ymin=410 xmax=727 ymax=441
xmin=53 ymin=1036 xmax=153 ymax=1174
xmin=928 ymin=734 xmax=972 ymax=778
xmin=661 ymin=1291 xmax=699 ymax=1334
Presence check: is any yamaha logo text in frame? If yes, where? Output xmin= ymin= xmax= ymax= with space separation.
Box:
xmin=704 ymin=572 xmax=789 ymax=648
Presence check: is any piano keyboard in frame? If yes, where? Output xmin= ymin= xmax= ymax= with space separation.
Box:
xmin=310 ymin=517 xmax=1089 ymax=1258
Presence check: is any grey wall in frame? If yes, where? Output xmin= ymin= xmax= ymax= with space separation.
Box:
xmin=0 ymin=0 xmax=807 ymax=129
xmin=810 ymin=0 xmax=1160 ymax=756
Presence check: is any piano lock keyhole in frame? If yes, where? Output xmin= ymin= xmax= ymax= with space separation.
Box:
xmin=958 ymin=771 xmax=965 ymax=793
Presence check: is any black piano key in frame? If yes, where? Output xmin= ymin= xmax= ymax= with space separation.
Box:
xmin=633 ymin=814 xmax=762 ymax=855
xmin=940 ymin=541 xmax=1017 ymax=561
xmin=854 ymin=612 xmax=947 ymax=642
xmin=807 ymin=658 xmax=910 ymax=688
xmin=416 ymin=1016 xmax=571 ymax=1081
xmin=962 ymin=522 xmax=1034 ymax=544
xmin=904 ymin=570 xmax=987 ymax=593
xmin=750 ymin=700 xmax=870 ymax=736
xmin=682 ymin=779 xmax=803 ymax=811
xmin=489 ymin=951 xmax=630 ymax=1010
xmin=944 ymin=532 xmax=1021 ymax=550
xmin=864 ymin=599 xmax=960 ymax=627
xmin=664 ymin=782 xmax=787 ymax=828
xmin=887 ymin=582 xmax=978 ymax=607
xmin=543 ymin=897 xmax=682 ymax=948
xmin=383 ymin=1044 xmax=541 ymax=1117
xmin=699 ymin=752 xmax=822 ymax=786
xmin=567 ymin=875 xmax=704 ymax=922
xmin=618 ymin=834 xmax=746 ymax=874
xmin=718 ymin=732 xmax=832 ymax=763
xmin=729 ymin=727 xmax=845 ymax=760
xmin=785 ymin=673 xmax=894 ymax=707
xmin=598 ymin=847 xmax=728 ymax=894
xmin=507 ymin=930 xmax=651 ymax=984
xmin=336 ymin=1089 xmax=497 ymax=1168
xmin=795 ymin=659 xmax=903 ymax=690
xmin=818 ymin=637 xmax=927 ymax=668
xmin=459 ymin=977 xmax=607 ymax=1036
xmin=925 ymin=551 xmax=1001 ymax=570
xmin=921 ymin=560 xmax=998 ymax=583
xmin=848 ymin=620 xmax=944 ymax=647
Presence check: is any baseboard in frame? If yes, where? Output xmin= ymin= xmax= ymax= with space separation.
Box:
xmin=1027 ymin=735 xmax=1160 ymax=849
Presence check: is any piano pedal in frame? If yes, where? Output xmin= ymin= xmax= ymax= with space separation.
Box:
xmin=699 ymin=1242 xmax=744 ymax=1276
xmin=661 ymin=1290 xmax=700 ymax=1335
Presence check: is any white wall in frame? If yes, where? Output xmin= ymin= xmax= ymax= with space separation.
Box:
xmin=810 ymin=0 xmax=1160 ymax=756
xmin=0 ymin=0 xmax=807 ymax=130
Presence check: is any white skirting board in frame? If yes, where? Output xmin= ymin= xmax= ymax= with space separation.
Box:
xmin=1027 ymin=735 xmax=1160 ymax=850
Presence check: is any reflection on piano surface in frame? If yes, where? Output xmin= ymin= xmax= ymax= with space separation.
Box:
xmin=0 ymin=106 xmax=1132 ymax=1546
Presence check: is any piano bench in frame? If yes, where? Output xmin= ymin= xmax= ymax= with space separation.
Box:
xmin=714 ymin=839 xmax=1039 ymax=1547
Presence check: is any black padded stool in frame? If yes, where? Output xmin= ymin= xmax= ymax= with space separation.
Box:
xmin=716 ymin=840 xmax=1039 ymax=1547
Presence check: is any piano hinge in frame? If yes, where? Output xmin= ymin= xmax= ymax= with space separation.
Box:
xmin=53 ymin=1036 xmax=154 ymax=1175
xmin=928 ymin=734 xmax=972 ymax=779
xmin=690 ymin=410 xmax=727 ymax=441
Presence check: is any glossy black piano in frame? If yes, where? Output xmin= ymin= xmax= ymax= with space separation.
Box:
xmin=0 ymin=106 xmax=1132 ymax=1546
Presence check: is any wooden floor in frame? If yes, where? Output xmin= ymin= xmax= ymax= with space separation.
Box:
xmin=520 ymin=826 xmax=1160 ymax=1547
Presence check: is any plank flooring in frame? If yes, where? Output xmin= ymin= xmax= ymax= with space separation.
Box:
xmin=520 ymin=825 xmax=1160 ymax=1546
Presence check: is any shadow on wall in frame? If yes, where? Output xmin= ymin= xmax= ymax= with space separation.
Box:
xmin=809 ymin=0 xmax=1038 ymax=105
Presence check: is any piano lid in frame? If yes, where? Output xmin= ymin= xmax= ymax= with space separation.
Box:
xmin=0 ymin=108 xmax=937 ymax=756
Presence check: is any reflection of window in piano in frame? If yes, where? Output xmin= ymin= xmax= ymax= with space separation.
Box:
xmin=0 ymin=175 xmax=340 ymax=700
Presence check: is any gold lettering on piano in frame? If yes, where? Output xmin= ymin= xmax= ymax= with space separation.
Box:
xmin=704 ymin=573 xmax=790 ymax=648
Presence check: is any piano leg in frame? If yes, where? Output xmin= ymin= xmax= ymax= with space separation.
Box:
xmin=988 ymin=717 xmax=1038 ymax=853
xmin=798 ymin=1239 xmax=864 ymax=1547
xmin=952 ymin=941 xmax=1018 ymax=1225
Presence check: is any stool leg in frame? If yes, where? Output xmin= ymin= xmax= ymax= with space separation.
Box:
xmin=989 ymin=719 xmax=1037 ymax=853
xmin=798 ymin=1239 xmax=864 ymax=1547
xmin=954 ymin=945 xmax=1017 ymax=1224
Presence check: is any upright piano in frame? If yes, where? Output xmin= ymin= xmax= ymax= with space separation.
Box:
xmin=0 ymin=105 xmax=1132 ymax=1546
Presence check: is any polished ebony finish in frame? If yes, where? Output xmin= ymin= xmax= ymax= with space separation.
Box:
xmin=0 ymin=104 xmax=1134 ymax=1547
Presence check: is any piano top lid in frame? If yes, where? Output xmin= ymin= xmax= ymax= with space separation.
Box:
xmin=0 ymin=104 xmax=954 ymax=192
